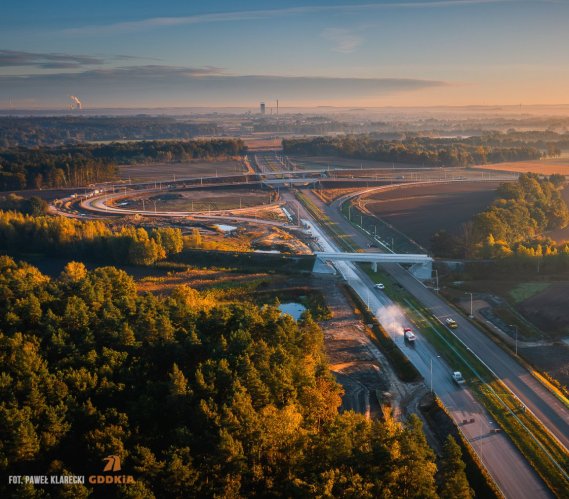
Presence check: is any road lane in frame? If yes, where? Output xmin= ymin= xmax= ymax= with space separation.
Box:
xmin=302 ymin=217 xmax=551 ymax=498
xmin=319 ymin=187 xmax=569 ymax=453
xmin=385 ymin=263 xmax=569 ymax=451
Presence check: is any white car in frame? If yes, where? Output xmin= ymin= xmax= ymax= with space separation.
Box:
xmin=374 ymin=283 xmax=385 ymax=290
xmin=445 ymin=318 xmax=458 ymax=329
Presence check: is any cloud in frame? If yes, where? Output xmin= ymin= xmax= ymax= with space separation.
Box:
xmin=321 ymin=28 xmax=364 ymax=53
xmin=0 ymin=64 xmax=448 ymax=107
xmin=0 ymin=50 xmax=158 ymax=71
xmin=80 ymin=65 xmax=226 ymax=78
xmin=62 ymin=1 xmax=525 ymax=36
xmin=0 ymin=50 xmax=105 ymax=69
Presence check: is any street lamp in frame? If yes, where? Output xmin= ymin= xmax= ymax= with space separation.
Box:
xmin=434 ymin=269 xmax=439 ymax=293
xmin=465 ymin=292 xmax=474 ymax=318
xmin=509 ymin=324 xmax=519 ymax=356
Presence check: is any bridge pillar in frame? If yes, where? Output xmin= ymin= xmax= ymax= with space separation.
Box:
xmin=409 ymin=261 xmax=432 ymax=281
xmin=312 ymin=256 xmax=336 ymax=274
xmin=371 ymin=262 xmax=377 ymax=272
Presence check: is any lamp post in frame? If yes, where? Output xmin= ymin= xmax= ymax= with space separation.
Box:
xmin=434 ymin=269 xmax=439 ymax=293
xmin=509 ymin=324 xmax=519 ymax=356
xmin=430 ymin=355 xmax=441 ymax=394
xmin=465 ymin=292 xmax=474 ymax=318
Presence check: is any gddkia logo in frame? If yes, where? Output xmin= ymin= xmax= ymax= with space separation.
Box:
xmin=103 ymin=455 xmax=121 ymax=473
xmin=87 ymin=455 xmax=135 ymax=484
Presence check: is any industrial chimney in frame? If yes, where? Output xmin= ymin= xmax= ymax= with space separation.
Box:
xmin=69 ymin=95 xmax=82 ymax=110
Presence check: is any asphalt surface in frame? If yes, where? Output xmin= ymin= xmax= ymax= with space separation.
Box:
xmin=284 ymin=188 xmax=553 ymax=499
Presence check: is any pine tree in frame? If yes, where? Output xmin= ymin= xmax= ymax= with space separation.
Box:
xmin=439 ymin=435 xmax=473 ymax=499
xmin=392 ymin=415 xmax=438 ymax=499
xmin=169 ymin=363 xmax=190 ymax=397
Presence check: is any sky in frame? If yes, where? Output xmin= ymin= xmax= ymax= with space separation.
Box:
xmin=1 ymin=0 xmax=569 ymax=109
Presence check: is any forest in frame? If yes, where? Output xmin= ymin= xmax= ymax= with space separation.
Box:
xmin=0 ymin=117 xmax=220 ymax=148
xmin=0 ymin=257 xmax=472 ymax=498
xmin=0 ymin=211 xmax=183 ymax=266
xmin=0 ymin=139 xmax=246 ymax=191
xmin=0 ymin=194 xmax=48 ymax=216
xmin=283 ymin=135 xmax=542 ymax=167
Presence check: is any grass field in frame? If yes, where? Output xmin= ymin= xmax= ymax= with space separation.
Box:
xmin=122 ymin=189 xmax=272 ymax=212
xmin=290 ymin=155 xmax=422 ymax=171
xmin=509 ymin=282 xmax=551 ymax=303
xmin=243 ymin=137 xmax=282 ymax=151
xmin=517 ymin=282 xmax=569 ymax=337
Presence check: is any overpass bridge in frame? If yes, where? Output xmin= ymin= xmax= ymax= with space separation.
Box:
xmin=262 ymin=177 xmax=321 ymax=186
xmin=314 ymin=251 xmax=433 ymax=279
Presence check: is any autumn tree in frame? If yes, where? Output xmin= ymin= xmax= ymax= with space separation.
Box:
xmin=438 ymin=436 xmax=474 ymax=499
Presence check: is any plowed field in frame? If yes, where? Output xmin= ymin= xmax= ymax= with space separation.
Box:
xmin=362 ymin=182 xmax=502 ymax=247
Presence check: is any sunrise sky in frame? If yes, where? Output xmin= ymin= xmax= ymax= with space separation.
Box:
xmin=2 ymin=0 xmax=569 ymax=109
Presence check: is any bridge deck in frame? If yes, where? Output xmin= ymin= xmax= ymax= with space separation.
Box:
xmin=314 ymin=252 xmax=432 ymax=264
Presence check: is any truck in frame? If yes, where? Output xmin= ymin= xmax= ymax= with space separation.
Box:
xmin=403 ymin=327 xmax=416 ymax=345
xmin=452 ymin=371 xmax=466 ymax=385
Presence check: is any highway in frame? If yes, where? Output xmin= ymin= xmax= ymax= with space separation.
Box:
xmin=321 ymin=190 xmax=569 ymax=453
xmin=297 ymin=210 xmax=551 ymax=499
xmin=387 ymin=262 xmax=569 ymax=448
xmin=54 ymin=151 xmax=516 ymax=221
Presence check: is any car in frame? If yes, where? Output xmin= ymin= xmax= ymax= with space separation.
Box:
xmin=445 ymin=318 xmax=458 ymax=328
xmin=403 ymin=328 xmax=416 ymax=344
xmin=374 ymin=283 xmax=385 ymax=290
xmin=452 ymin=371 xmax=465 ymax=385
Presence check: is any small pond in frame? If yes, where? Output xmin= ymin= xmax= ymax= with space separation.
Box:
xmin=278 ymin=302 xmax=306 ymax=321
xmin=214 ymin=224 xmax=237 ymax=233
